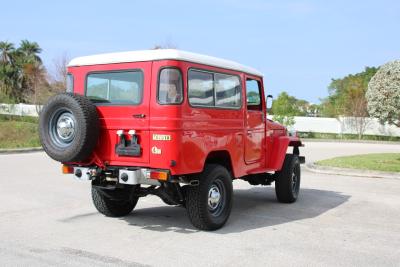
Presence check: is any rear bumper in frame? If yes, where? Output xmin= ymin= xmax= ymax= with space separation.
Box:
xmin=71 ymin=166 xmax=168 ymax=186
xmin=119 ymin=169 xmax=160 ymax=186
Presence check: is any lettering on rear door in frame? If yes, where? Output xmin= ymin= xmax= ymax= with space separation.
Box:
xmin=152 ymin=134 xmax=171 ymax=141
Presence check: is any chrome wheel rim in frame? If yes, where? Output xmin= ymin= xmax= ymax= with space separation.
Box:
xmin=49 ymin=108 xmax=76 ymax=147
xmin=208 ymin=179 xmax=225 ymax=217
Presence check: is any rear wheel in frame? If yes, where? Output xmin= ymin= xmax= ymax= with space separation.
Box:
xmin=185 ymin=164 xmax=233 ymax=230
xmin=275 ymin=154 xmax=301 ymax=203
xmin=91 ymin=186 xmax=139 ymax=217
xmin=39 ymin=93 xmax=99 ymax=162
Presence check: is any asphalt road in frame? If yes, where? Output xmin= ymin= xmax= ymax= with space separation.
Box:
xmin=1 ymin=141 xmax=400 ymax=266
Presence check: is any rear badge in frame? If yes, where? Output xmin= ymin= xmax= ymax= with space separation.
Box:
xmin=151 ymin=146 xmax=162 ymax=155
xmin=152 ymin=134 xmax=171 ymax=141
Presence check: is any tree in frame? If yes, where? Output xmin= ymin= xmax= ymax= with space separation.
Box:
xmin=366 ymin=60 xmax=400 ymax=127
xmin=18 ymin=40 xmax=42 ymax=64
xmin=308 ymin=103 xmax=321 ymax=117
xmin=270 ymin=91 xmax=318 ymax=117
xmin=271 ymin=92 xmax=297 ymax=127
xmin=23 ymin=60 xmax=46 ymax=107
xmin=0 ymin=42 xmax=18 ymax=101
xmin=273 ymin=114 xmax=296 ymax=128
xmin=294 ymin=99 xmax=309 ymax=116
xmin=269 ymin=91 xmax=322 ymax=126
xmin=49 ymin=52 xmax=71 ymax=92
xmin=16 ymin=40 xmax=44 ymax=102
xmin=0 ymin=40 xmax=46 ymax=103
xmin=152 ymin=40 xmax=177 ymax=50
xmin=0 ymin=41 xmax=15 ymax=64
xmin=320 ymin=67 xmax=378 ymax=138
xmin=271 ymin=92 xmax=296 ymax=115
xmin=321 ymin=67 xmax=378 ymax=117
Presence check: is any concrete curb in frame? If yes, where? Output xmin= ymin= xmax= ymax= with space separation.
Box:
xmin=305 ymin=162 xmax=400 ymax=179
xmin=0 ymin=147 xmax=43 ymax=154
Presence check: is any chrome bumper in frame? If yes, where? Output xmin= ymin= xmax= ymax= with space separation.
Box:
xmin=73 ymin=167 xmax=161 ymax=186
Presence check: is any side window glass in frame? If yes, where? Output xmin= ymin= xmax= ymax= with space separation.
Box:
xmin=215 ymin=73 xmax=241 ymax=108
xmin=158 ymin=68 xmax=183 ymax=104
xmin=188 ymin=70 xmax=214 ymax=106
xmin=66 ymin=73 xmax=73 ymax=93
xmin=246 ymin=79 xmax=262 ymax=110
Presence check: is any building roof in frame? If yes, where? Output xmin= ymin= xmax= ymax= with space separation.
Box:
xmin=68 ymin=49 xmax=263 ymax=77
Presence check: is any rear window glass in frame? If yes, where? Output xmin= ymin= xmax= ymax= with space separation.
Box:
xmin=86 ymin=71 xmax=143 ymax=104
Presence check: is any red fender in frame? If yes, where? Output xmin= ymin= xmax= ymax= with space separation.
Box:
xmin=268 ymin=136 xmax=303 ymax=171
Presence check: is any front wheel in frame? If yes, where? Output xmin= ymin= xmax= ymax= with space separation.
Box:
xmin=185 ymin=164 xmax=233 ymax=230
xmin=275 ymin=154 xmax=301 ymax=203
xmin=91 ymin=186 xmax=139 ymax=217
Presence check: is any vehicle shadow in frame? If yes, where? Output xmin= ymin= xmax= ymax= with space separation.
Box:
xmin=119 ymin=186 xmax=350 ymax=234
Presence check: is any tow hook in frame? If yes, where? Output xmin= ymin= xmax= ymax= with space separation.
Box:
xmin=73 ymin=167 xmax=99 ymax=181
xmin=88 ymin=168 xmax=100 ymax=177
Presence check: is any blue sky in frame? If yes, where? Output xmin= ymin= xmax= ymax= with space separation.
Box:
xmin=1 ymin=0 xmax=399 ymax=103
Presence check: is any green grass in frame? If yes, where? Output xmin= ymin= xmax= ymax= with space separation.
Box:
xmin=0 ymin=114 xmax=39 ymax=123
xmin=316 ymin=153 xmax=400 ymax=173
xmin=0 ymin=115 xmax=40 ymax=149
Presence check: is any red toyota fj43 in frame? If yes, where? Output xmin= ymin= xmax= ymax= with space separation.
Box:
xmin=39 ymin=49 xmax=304 ymax=230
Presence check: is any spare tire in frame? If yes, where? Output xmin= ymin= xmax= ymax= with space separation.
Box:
xmin=39 ymin=93 xmax=99 ymax=162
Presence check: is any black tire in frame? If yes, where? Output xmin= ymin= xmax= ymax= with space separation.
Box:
xmin=39 ymin=93 xmax=99 ymax=162
xmin=185 ymin=164 xmax=233 ymax=230
xmin=91 ymin=187 xmax=139 ymax=217
xmin=275 ymin=154 xmax=301 ymax=203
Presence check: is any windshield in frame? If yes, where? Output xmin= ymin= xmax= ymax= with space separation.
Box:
xmin=86 ymin=71 xmax=143 ymax=104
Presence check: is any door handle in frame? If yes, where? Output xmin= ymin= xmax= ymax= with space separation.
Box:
xmin=132 ymin=114 xmax=146 ymax=118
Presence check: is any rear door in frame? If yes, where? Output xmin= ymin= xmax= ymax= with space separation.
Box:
xmin=83 ymin=62 xmax=152 ymax=165
xmin=244 ymin=77 xmax=265 ymax=164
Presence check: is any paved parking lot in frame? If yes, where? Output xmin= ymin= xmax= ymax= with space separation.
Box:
xmin=1 ymin=141 xmax=400 ymax=266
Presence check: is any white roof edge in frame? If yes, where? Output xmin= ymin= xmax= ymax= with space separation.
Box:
xmin=68 ymin=49 xmax=263 ymax=77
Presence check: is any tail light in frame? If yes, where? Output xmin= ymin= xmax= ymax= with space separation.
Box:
xmin=149 ymin=170 xmax=169 ymax=181
xmin=62 ymin=164 xmax=74 ymax=174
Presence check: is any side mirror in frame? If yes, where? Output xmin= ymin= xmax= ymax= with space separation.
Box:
xmin=266 ymin=94 xmax=273 ymax=110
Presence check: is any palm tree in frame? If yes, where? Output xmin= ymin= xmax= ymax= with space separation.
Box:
xmin=0 ymin=40 xmax=45 ymax=103
xmin=0 ymin=41 xmax=15 ymax=64
xmin=12 ymin=40 xmax=44 ymax=102
xmin=18 ymin=40 xmax=42 ymax=64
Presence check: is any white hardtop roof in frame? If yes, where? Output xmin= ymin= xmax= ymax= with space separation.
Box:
xmin=68 ymin=49 xmax=263 ymax=77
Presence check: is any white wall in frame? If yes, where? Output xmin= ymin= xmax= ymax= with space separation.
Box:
xmin=1 ymin=103 xmax=399 ymax=137
xmin=0 ymin=103 xmax=41 ymax=117
xmin=268 ymin=115 xmax=400 ymax=137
